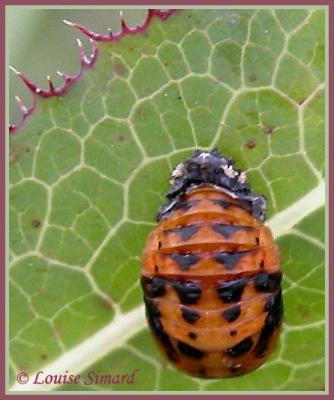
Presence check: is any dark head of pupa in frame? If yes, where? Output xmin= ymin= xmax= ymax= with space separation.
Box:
xmin=157 ymin=149 xmax=267 ymax=222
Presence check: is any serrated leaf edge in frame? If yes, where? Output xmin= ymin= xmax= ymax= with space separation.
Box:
xmin=9 ymin=9 xmax=178 ymax=134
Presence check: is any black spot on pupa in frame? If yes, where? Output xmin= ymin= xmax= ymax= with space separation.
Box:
xmin=158 ymin=241 xmax=162 ymax=249
xmin=150 ymin=277 xmax=166 ymax=297
xmin=264 ymin=290 xmax=280 ymax=312
xmin=144 ymin=297 xmax=178 ymax=362
xmin=245 ymin=140 xmax=256 ymax=149
xmin=214 ymin=251 xmax=249 ymax=270
xmin=154 ymin=265 xmax=159 ymax=273
xmin=254 ymin=272 xmax=282 ymax=293
xmin=217 ymin=278 xmax=247 ymax=303
xmin=256 ymin=237 xmax=260 ymax=245
xmin=226 ymin=337 xmax=253 ymax=357
xmin=181 ymin=307 xmax=200 ymax=324
xmin=188 ymin=332 xmax=197 ymax=340
xmin=170 ymin=253 xmax=200 ymax=270
xmin=173 ymin=280 xmax=201 ymax=304
xmin=223 ymin=305 xmax=241 ymax=322
xmin=212 ymin=199 xmax=232 ymax=209
xmin=255 ymin=290 xmax=283 ymax=358
xmin=212 ymin=224 xmax=251 ymax=239
xmin=141 ymin=276 xmax=166 ymax=298
xmin=177 ymin=341 xmax=204 ymax=359
xmin=230 ymin=330 xmax=237 ymax=337
xmin=167 ymin=225 xmax=200 ymax=241
xmin=260 ymin=260 xmax=265 ymax=269
xmin=175 ymin=200 xmax=199 ymax=212
xmin=31 ymin=220 xmax=41 ymax=228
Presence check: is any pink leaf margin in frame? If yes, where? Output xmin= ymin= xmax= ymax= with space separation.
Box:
xmin=9 ymin=9 xmax=178 ymax=134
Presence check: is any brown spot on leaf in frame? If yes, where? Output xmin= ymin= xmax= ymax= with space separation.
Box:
xmin=117 ymin=135 xmax=125 ymax=142
xmin=31 ymin=220 xmax=41 ymax=228
xmin=263 ymin=126 xmax=274 ymax=134
xmin=100 ymin=297 xmax=114 ymax=310
xmin=10 ymin=154 xmax=18 ymax=163
xmin=113 ymin=63 xmax=126 ymax=76
xmin=9 ymin=144 xmax=22 ymax=163
xmin=245 ymin=140 xmax=256 ymax=149
xmin=249 ymin=74 xmax=257 ymax=82
xmin=40 ymin=353 xmax=48 ymax=360
xmin=18 ymin=364 xmax=30 ymax=373
xmin=297 ymin=304 xmax=311 ymax=319
xmin=40 ymin=251 xmax=50 ymax=259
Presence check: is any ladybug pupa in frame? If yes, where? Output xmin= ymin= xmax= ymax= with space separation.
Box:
xmin=141 ymin=149 xmax=283 ymax=379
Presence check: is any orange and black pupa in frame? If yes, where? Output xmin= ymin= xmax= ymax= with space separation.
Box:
xmin=141 ymin=149 xmax=282 ymax=379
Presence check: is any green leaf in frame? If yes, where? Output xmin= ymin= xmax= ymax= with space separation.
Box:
xmin=9 ymin=8 xmax=326 ymax=392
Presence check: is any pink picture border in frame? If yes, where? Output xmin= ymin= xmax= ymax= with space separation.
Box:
xmin=2 ymin=1 xmax=332 ymax=399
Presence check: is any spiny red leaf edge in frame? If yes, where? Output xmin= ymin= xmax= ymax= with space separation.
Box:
xmin=9 ymin=9 xmax=178 ymax=134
